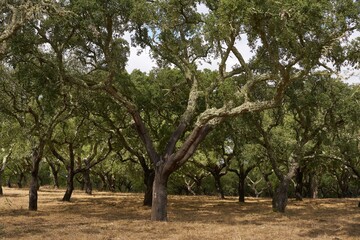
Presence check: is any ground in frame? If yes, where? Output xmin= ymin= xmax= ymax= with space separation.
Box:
xmin=0 ymin=187 xmax=359 ymax=240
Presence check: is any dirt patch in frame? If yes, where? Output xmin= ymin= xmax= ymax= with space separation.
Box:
xmin=0 ymin=187 xmax=359 ymax=240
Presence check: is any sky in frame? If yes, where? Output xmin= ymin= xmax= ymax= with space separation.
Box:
xmin=124 ymin=32 xmax=359 ymax=85
xmin=124 ymin=4 xmax=360 ymax=85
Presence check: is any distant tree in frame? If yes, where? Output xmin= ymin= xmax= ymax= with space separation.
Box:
xmin=193 ymin=131 xmax=233 ymax=199
xmin=45 ymin=157 xmax=62 ymax=189
xmin=0 ymin=48 xmax=72 ymax=210
xmin=49 ymin=117 xmax=113 ymax=201
xmin=0 ymin=148 xmax=12 ymax=195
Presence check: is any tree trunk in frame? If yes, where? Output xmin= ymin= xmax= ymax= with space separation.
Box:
xmin=106 ymin=173 xmax=116 ymax=192
xmin=29 ymin=158 xmax=40 ymax=210
xmin=295 ymin=167 xmax=303 ymax=201
xmin=63 ymin=169 xmax=74 ymax=201
xmin=238 ymin=176 xmax=246 ymax=203
xmin=143 ymin=169 xmax=155 ymax=207
xmin=17 ymin=172 xmax=24 ymax=188
xmin=0 ymin=172 xmax=3 ymax=196
xmin=83 ymin=169 xmax=92 ymax=195
xmin=0 ymin=167 xmax=4 ymax=196
xmin=309 ymin=174 xmax=318 ymax=198
xmin=7 ymin=176 xmax=11 ymax=188
xmin=48 ymin=162 xmax=60 ymax=189
xmin=82 ymin=159 xmax=92 ymax=194
xmin=263 ymin=172 xmax=274 ymax=197
xmin=151 ymin=167 xmax=169 ymax=221
xmin=212 ymin=173 xmax=225 ymax=199
xmin=29 ymin=141 xmax=45 ymax=211
xmin=53 ymin=171 xmax=60 ymax=189
xmin=272 ymin=179 xmax=289 ymax=213
xmin=98 ymin=173 xmax=107 ymax=191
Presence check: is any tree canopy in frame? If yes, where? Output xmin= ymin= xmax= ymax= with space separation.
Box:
xmin=0 ymin=0 xmax=359 ymax=221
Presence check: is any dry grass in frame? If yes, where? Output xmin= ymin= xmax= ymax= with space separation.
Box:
xmin=0 ymin=187 xmax=359 ymax=240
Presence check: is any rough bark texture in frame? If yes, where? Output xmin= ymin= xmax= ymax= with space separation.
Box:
xmin=83 ymin=170 xmax=92 ymax=195
xmin=263 ymin=172 xmax=274 ymax=197
xmin=99 ymin=173 xmax=107 ymax=191
xmin=0 ymin=151 xmax=11 ymax=196
xmin=63 ymin=169 xmax=74 ymax=202
xmin=212 ymin=173 xmax=225 ymax=199
xmin=7 ymin=177 xmax=11 ymax=188
xmin=29 ymin=165 xmax=39 ymax=210
xmin=0 ymin=174 xmax=3 ymax=196
xmin=52 ymin=171 xmax=60 ymax=189
xmin=48 ymin=161 xmax=60 ymax=189
xmin=83 ymin=160 xmax=92 ymax=195
xmin=29 ymin=143 xmax=44 ymax=211
xmin=295 ymin=167 xmax=303 ymax=201
xmin=151 ymin=167 xmax=169 ymax=221
xmin=272 ymin=179 xmax=290 ymax=212
xmin=143 ymin=169 xmax=155 ymax=207
xmin=17 ymin=173 xmax=25 ymax=188
xmin=238 ymin=176 xmax=246 ymax=203
xmin=309 ymin=174 xmax=318 ymax=198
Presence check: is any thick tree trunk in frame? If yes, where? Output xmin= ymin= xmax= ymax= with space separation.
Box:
xmin=212 ymin=173 xmax=225 ymax=199
xmin=29 ymin=173 xmax=39 ymax=210
xmin=53 ymin=171 xmax=60 ymax=189
xmin=7 ymin=176 xmax=11 ymax=188
xmin=295 ymin=167 xmax=303 ymax=201
xmin=106 ymin=173 xmax=116 ymax=192
xmin=272 ymin=179 xmax=289 ymax=212
xmin=48 ymin=162 xmax=60 ymax=189
xmin=29 ymin=141 xmax=45 ymax=211
xmin=0 ymin=167 xmax=5 ymax=196
xmin=143 ymin=169 xmax=155 ymax=207
xmin=0 ymin=172 xmax=3 ymax=196
xmin=309 ymin=174 xmax=318 ymax=198
xmin=83 ymin=159 xmax=92 ymax=195
xmin=63 ymin=169 xmax=74 ymax=201
xmin=151 ymin=168 xmax=169 ymax=221
xmin=263 ymin=172 xmax=274 ymax=197
xmin=29 ymin=159 xmax=40 ymax=211
xmin=83 ymin=170 xmax=92 ymax=195
xmin=17 ymin=172 xmax=25 ymax=188
xmin=98 ymin=173 xmax=107 ymax=191
xmin=238 ymin=176 xmax=246 ymax=203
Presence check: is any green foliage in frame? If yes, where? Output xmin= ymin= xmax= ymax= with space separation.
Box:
xmin=0 ymin=0 xmax=359 ymax=202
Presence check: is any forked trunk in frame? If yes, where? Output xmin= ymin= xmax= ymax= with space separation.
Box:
xmin=272 ymin=179 xmax=289 ymax=212
xmin=143 ymin=169 xmax=155 ymax=207
xmin=151 ymin=169 xmax=168 ymax=221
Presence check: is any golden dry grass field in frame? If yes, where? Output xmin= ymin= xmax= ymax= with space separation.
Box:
xmin=0 ymin=187 xmax=359 ymax=240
